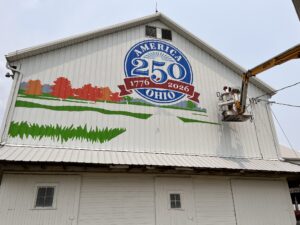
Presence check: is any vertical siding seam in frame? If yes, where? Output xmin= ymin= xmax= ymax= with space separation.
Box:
xmin=191 ymin=177 xmax=198 ymax=224
xmin=229 ymin=179 xmax=238 ymax=225
xmin=153 ymin=176 xmax=157 ymax=225
xmin=265 ymin=103 xmax=282 ymax=160
xmin=250 ymin=103 xmax=263 ymax=159
xmin=280 ymin=179 xmax=297 ymax=225
xmin=76 ymin=175 xmax=84 ymax=225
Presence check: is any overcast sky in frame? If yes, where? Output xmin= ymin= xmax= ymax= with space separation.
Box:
xmin=0 ymin=0 xmax=300 ymax=150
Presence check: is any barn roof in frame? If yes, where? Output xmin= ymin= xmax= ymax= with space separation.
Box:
xmin=5 ymin=12 xmax=274 ymax=95
xmin=0 ymin=145 xmax=300 ymax=173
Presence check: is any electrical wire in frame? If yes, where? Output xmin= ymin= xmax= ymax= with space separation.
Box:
xmin=270 ymin=108 xmax=295 ymax=151
xmin=258 ymin=99 xmax=300 ymax=108
xmin=254 ymin=81 xmax=300 ymax=100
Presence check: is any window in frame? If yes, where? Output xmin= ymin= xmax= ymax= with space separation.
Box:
xmin=35 ymin=186 xmax=55 ymax=208
xmin=170 ymin=193 xmax=181 ymax=209
xmin=145 ymin=25 xmax=157 ymax=38
xmin=162 ymin=29 xmax=172 ymax=40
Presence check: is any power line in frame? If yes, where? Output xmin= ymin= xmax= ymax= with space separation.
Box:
xmin=254 ymin=81 xmax=300 ymax=100
xmin=258 ymin=99 xmax=300 ymax=108
xmin=270 ymin=108 xmax=295 ymax=151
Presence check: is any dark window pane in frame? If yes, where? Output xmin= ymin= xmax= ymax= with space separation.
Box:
xmin=146 ymin=26 xmax=157 ymax=38
xmin=35 ymin=197 xmax=44 ymax=207
xmin=170 ymin=193 xmax=181 ymax=208
xmin=44 ymin=196 xmax=54 ymax=207
xmin=35 ymin=186 xmax=55 ymax=207
xmin=170 ymin=194 xmax=176 ymax=201
xmin=171 ymin=201 xmax=176 ymax=208
xmin=37 ymin=187 xmax=46 ymax=197
xmin=46 ymin=187 xmax=54 ymax=197
xmin=162 ymin=29 xmax=172 ymax=40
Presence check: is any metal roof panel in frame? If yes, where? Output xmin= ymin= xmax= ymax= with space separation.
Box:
xmin=1 ymin=145 xmax=299 ymax=173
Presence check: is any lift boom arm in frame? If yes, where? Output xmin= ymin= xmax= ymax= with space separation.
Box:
xmin=239 ymin=44 xmax=300 ymax=114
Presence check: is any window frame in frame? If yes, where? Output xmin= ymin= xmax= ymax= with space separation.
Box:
xmin=161 ymin=28 xmax=172 ymax=41
xmin=32 ymin=183 xmax=58 ymax=210
xmin=145 ymin=25 xmax=157 ymax=38
xmin=168 ymin=192 xmax=184 ymax=211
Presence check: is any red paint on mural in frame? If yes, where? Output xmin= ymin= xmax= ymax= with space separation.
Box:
xmin=51 ymin=77 xmax=74 ymax=99
xmin=21 ymin=76 xmax=123 ymax=102
xmin=25 ymin=80 xmax=42 ymax=95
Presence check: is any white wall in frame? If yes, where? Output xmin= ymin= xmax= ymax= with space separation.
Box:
xmin=0 ymin=173 xmax=295 ymax=225
xmin=193 ymin=177 xmax=236 ymax=225
xmin=3 ymin=20 xmax=279 ymax=159
xmin=78 ymin=174 xmax=155 ymax=225
xmin=231 ymin=179 xmax=296 ymax=225
xmin=0 ymin=174 xmax=81 ymax=225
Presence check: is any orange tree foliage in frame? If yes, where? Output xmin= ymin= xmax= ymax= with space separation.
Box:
xmin=73 ymin=85 xmax=122 ymax=102
xmin=98 ymin=87 xmax=112 ymax=101
xmin=109 ymin=92 xmax=122 ymax=102
xmin=51 ymin=77 xmax=74 ymax=99
xmin=25 ymin=80 xmax=42 ymax=95
xmin=73 ymin=84 xmax=102 ymax=102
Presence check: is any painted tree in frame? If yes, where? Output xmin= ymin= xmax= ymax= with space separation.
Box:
xmin=110 ymin=92 xmax=122 ymax=102
xmin=98 ymin=87 xmax=113 ymax=101
xmin=51 ymin=77 xmax=73 ymax=99
xmin=25 ymin=80 xmax=42 ymax=95
xmin=74 ymin=84 xmax=102 ymax=102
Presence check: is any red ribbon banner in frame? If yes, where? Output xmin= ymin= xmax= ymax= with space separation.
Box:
xmin=118 ymin=77 xmax=200 ymax=103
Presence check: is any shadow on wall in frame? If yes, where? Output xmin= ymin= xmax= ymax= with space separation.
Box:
xmin=216 ymin=121 xmax=251 ymax=162
xmin=217 ymin=122 xmax=252 ymax=168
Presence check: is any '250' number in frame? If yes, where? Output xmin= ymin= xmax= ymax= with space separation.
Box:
xmin=131 ymin=58 xmax=187 ymax=84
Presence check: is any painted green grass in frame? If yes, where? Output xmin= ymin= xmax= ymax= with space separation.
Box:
xmin=18 ymin=94 xmax=89 ymax=104
xmin=18 ymin=93 xmax=207 ymax=113
xmin=15 ymin=100 xmax=152 ymax=120
xmin=8 ymin=121 xmax=126 ymax=143
xmin=161 ymin=105 xmax=207 ymax=113
xmin=192 ymin=113 xmax=208 ymax=117
xmin=177 ymin=116 xmax=220 ymax=125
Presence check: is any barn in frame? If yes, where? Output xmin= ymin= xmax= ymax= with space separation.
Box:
xmin=0 ymin=13 xmax=299 ymax=225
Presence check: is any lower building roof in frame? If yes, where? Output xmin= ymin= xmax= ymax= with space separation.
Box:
xmin=0 ymin=145 xmax=300 ymax=173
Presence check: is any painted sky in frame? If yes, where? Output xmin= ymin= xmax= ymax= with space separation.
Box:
xmin=0 ymin=0 xmax=300 ymax=150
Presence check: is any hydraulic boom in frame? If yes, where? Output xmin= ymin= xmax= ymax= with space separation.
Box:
xmin=218 ymin=44 xmax=300 ymax=122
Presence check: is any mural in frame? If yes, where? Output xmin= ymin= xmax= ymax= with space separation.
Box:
xmin=119 ymin=40 xmax=200 ymax=104
xmin=8 ymin=40 xmax=219 ymax=146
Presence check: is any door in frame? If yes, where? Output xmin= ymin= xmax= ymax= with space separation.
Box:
xmin=155 ymin=177 xmax=196 ymax=225
xmin=231 ymin=179 xmax=296 ymax=225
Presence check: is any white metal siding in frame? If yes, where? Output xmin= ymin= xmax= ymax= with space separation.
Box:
xmin=4 ymin=20 xmax=279 ymax=160
xmin=231 ymin=179 xmax=296 ymax=225
xmin=78 ymin=174 xmax=155 ymax=225
xmin=193 ymin=178 xmax=236 ymax=225
xmin=0 ymin=174 xmax=81 ymax=225
xmin=251 ymin=100 xmax=279 ymax=159
xmin=0 ymin=173 xmax=295 ymax=225
xmin=155 ymin=177 xmax=196 ymax=225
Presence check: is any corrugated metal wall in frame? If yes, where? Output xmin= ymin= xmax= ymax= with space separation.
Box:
xmin=0 ymin=174 xmax=81 ymax=225
xmin=231 ymin=179 xmax=296 ymax=225
xmin=194 ymin=178 xmax=236 ymax=225
xmin=0 ymin=173 xmax=295 ymax=225
xmin=78 ymin=174 xmax=155 ymax=225
xmin=4 ymin=20 xmax=279 ymax=159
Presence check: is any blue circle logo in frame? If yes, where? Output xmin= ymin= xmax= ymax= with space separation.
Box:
xmin=119 ymin=40 xmax=198 ymax=104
